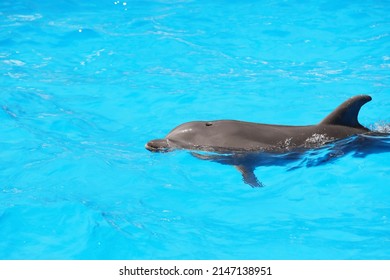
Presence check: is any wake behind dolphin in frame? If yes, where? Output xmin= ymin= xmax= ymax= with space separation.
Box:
xmin=146 ymin=95 xmax=389 ymax=187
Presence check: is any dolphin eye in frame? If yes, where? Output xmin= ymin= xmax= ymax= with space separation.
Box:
xmin=205 ymin=122 xmax=213 ymax=126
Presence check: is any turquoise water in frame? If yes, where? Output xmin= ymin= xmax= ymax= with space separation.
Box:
xmin=1 ymin=0 xmax=389 ymax=259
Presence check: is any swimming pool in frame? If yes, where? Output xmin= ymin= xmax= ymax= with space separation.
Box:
xmin=0 ymin=0 xmax=389 ymax=259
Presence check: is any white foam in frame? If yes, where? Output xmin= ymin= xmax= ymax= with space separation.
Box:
xmin=371 ymin=122 xmax=390 ymax=133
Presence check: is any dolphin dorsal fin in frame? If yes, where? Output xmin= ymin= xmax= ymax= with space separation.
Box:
xmin=319 ymin=95 xmax=372 ymax=129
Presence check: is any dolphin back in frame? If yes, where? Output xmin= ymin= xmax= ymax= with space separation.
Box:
xmin=319 ymin=95 xmax=372 ymax=130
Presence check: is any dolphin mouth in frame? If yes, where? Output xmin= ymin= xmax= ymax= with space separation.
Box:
xmin=145 ymin=139 xmax=172 ymax=152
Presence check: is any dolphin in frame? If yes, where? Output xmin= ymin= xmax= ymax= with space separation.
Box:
xmin=145 ymin=95 xmax=387 ymax=187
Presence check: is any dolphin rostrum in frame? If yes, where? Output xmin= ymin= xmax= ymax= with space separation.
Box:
xmin=146 ymin=95 xmax=384 ymax=187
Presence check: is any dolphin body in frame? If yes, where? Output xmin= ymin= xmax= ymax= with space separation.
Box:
xmin=146 ymin=95 xmax=386 ymax=187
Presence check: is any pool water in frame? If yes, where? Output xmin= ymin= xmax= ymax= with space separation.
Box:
xmin=0 ymin=0 xmax=389 ymax=259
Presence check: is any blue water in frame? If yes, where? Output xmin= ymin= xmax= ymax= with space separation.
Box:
xmin=1 ymin=0 xmax=389 ymax=260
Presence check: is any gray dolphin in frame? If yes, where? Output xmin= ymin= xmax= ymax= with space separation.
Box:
xmin=145 ymin=95 xmax=383 ymax=187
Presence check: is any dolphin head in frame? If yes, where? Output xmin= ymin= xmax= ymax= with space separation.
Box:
xmin=146 ymin=121 xmax=217 ymax=152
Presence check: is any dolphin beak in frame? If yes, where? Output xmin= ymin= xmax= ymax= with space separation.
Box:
xmin=145 ymin=139 xmax=172 ymax=152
